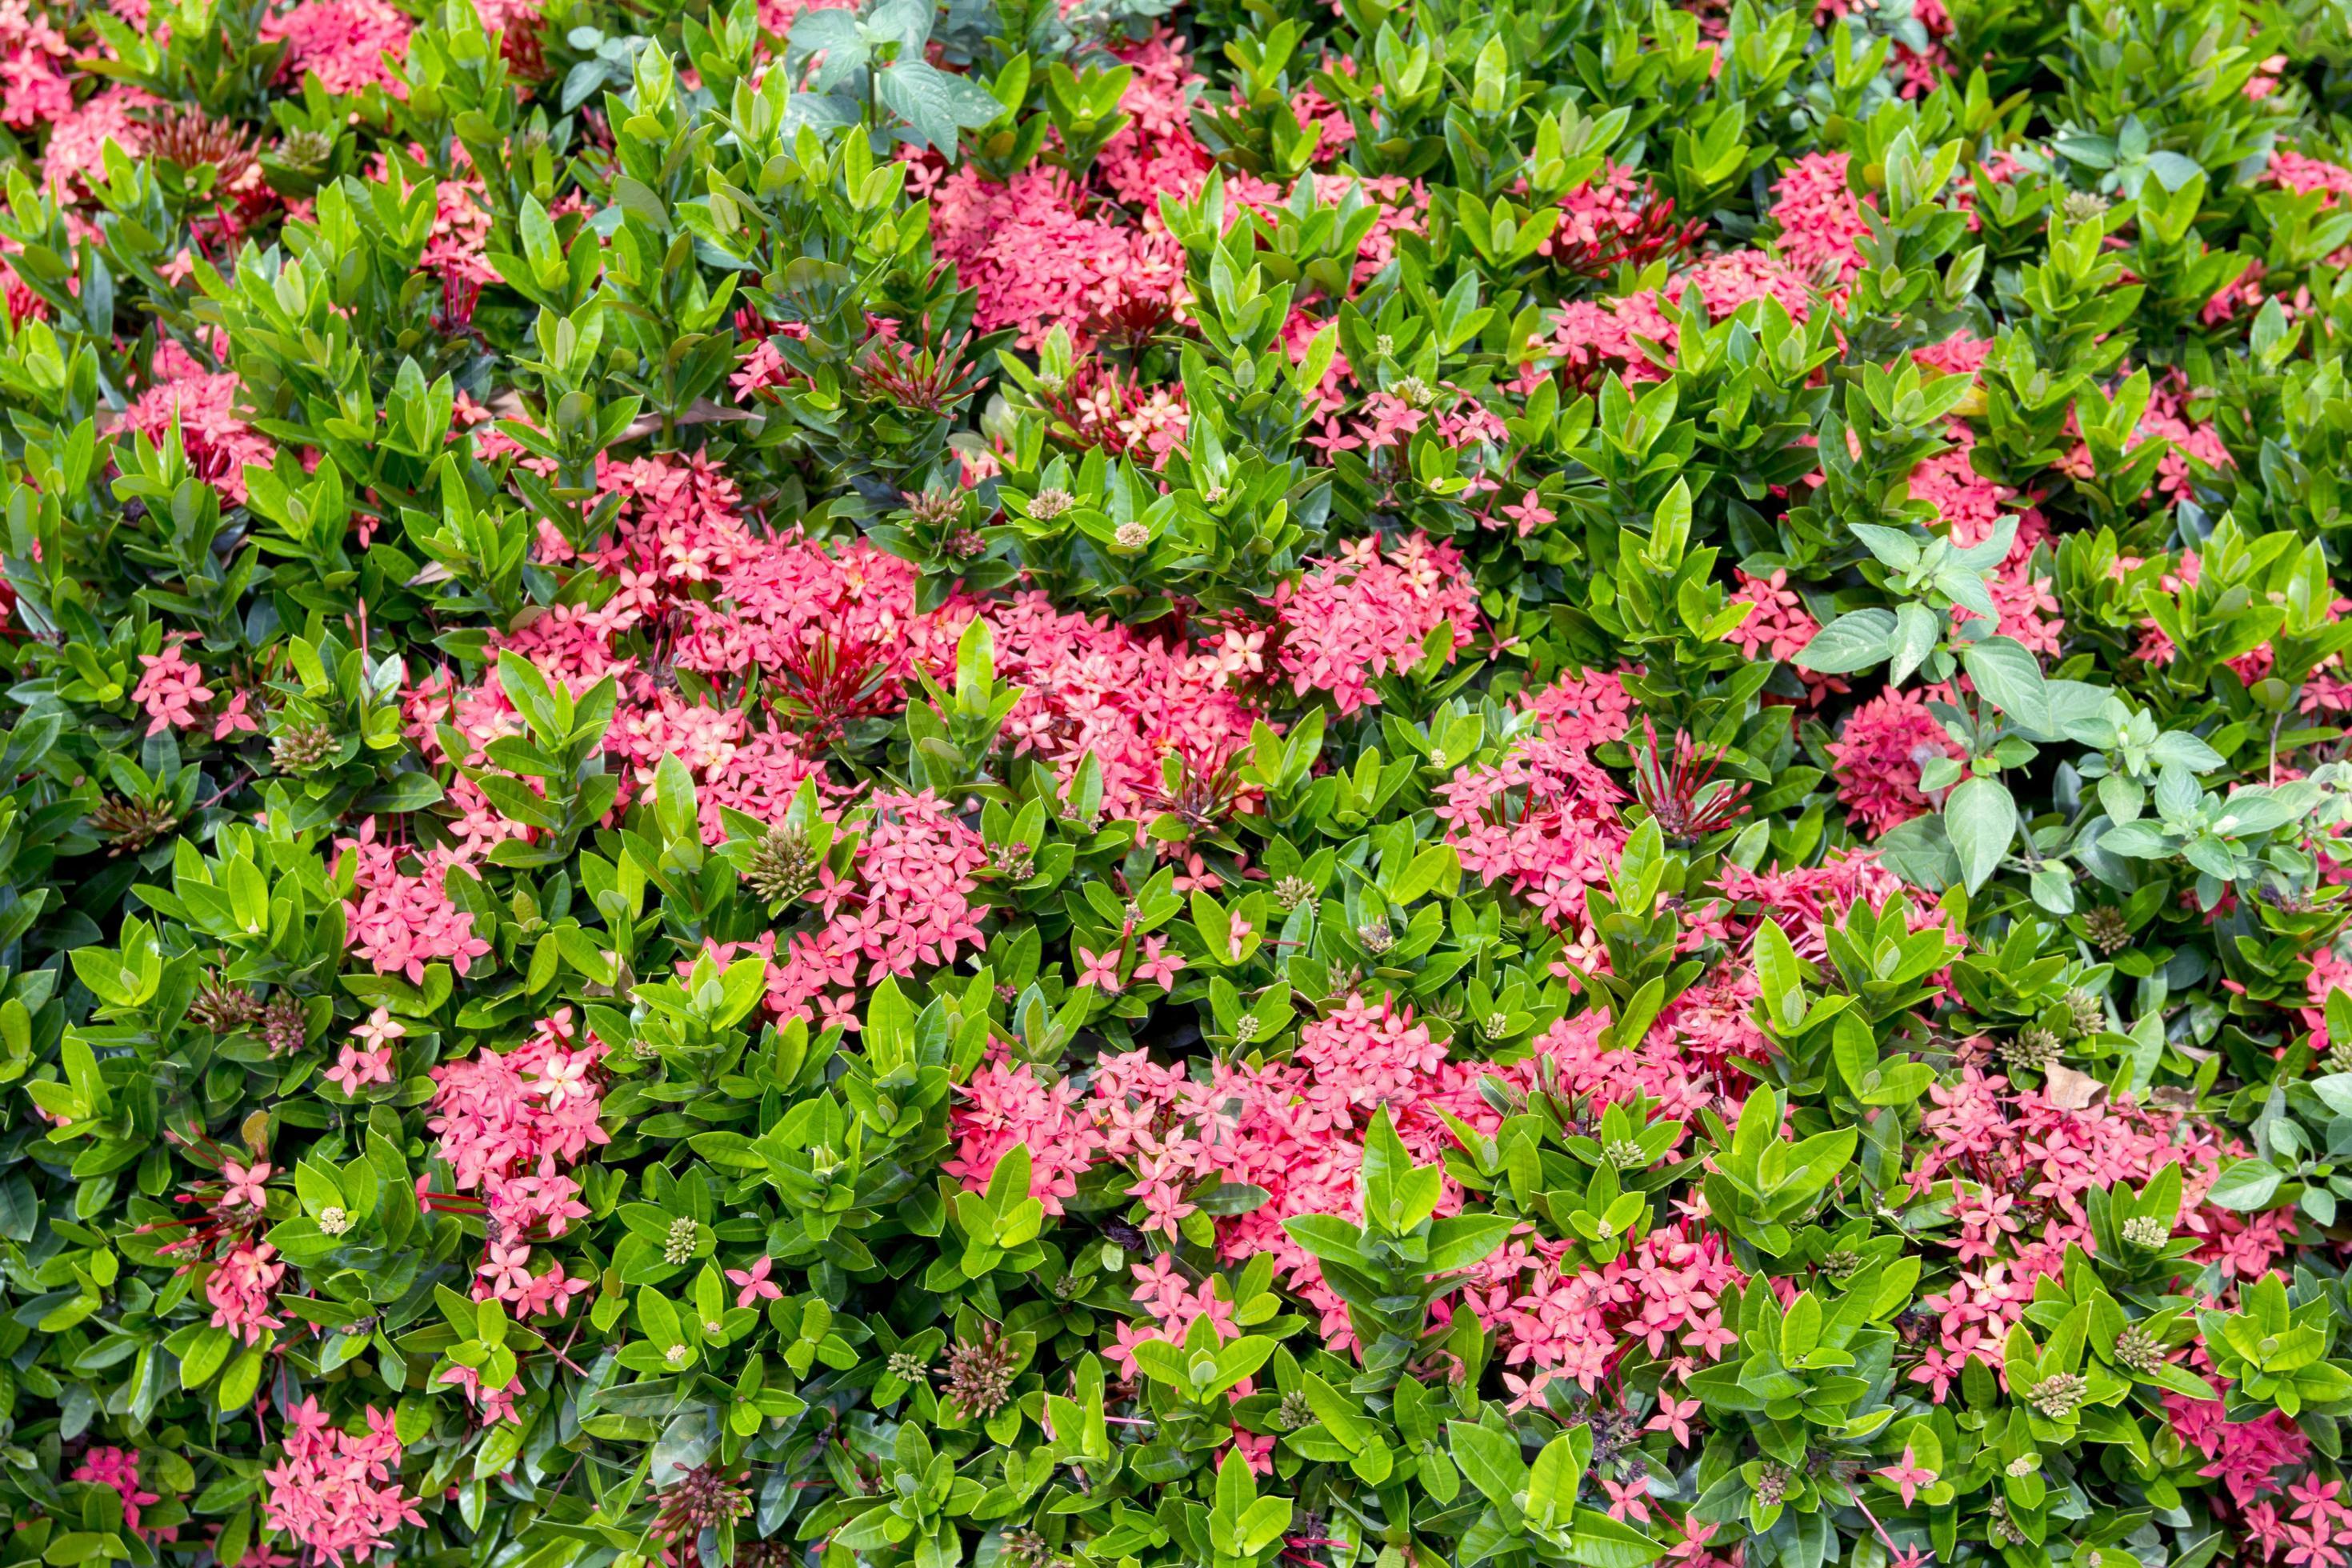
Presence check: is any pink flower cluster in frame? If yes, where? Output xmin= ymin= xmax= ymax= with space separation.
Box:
xmin=831 ymin=788 xmax=990 ymax=979
xmin=338 ymin=822 xmax=493 ymax=983
xmin=40 ymin=86 xmax=148 ymax=197
xmin=2169 ymin=1390 xmax=2310 ymax=1506
xmin=1828 ymin=688 xmax=1963 ymax=836
xmin=1435 ymin=670 xmax=1632 ymax=930
xmin=989 ymin=591 xmax=1259 ymax=816
xmin=1768 ymin=152 xmax=1872 ymax=285
xmin=132 ymin=638 xmax=214 ymax=735
xmin=402 ymin=446 xmax=1372 ymax=1027
xmin=1708 ymin=849 xmax=1938 ymax=961
xmin=2267 ymin=150 xmax=2352 ymax=205
xmin=1268 ymin=534 xmax=1480 ymax=714
xmin=952 ymin=976 xmax=1758 ymax=1397
xmin=71 ymin=1446 xmax=174 ymax=1542
xmin=919 ymin=29 xmax=1218 ymax=350
xmin=929 ymin=166 xmax=1187 ymax=352
xmin=0 ymin=0 xmax=72 ymax=130
xmin=258 ymin=0 xmax=412 ymax=97
xmin=122 ymin=342 xmax=277 ymax=506
xmin=260 ymin=1398 xmax=422 ymax=1564
xmin=1472 ymin=1218 xmax=1744 ymax=1409
xmin=1902 ymin=1068 xmax=2290 ymax=1401
xmin=428 ymin=1010 xmax=609 ymax=1324
xmin=2242 ymin=1471 xmax=2352 ymax=1567
xmin=1725 ymin=570 xmax=1821 ymax=664
xmin=1544 ymin=162 xmax=1651 ymax=260
xmin=205 ymin=1238 xmax=287 ymax=1346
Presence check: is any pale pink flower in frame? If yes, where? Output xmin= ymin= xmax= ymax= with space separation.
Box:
xmin=352 ymin=1007 xmax=406 ymax=1049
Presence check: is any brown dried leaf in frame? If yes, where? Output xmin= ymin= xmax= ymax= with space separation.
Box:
xmin=2042 ymin=1063 xmax=2108 ymax=1111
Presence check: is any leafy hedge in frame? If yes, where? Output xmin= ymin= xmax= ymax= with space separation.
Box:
xmin=8 ymin=1 xmax=2352 ymax=1568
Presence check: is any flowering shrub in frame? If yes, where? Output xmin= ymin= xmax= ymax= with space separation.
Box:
xmin=11 ymin=2 xmax=2352 ymax=1568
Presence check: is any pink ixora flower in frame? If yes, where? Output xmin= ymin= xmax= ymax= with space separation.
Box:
xmin=1664 ymin=1518 xmax=1721 ymax=1564
xmin=351 ymin=1006 xmax=407 ymax=1049
xmin=727 ymin=1255 xmax=783 ymax=1308
xmin=326 ymin=1044 xmax=394 ymax=1095
xmin=1828 ymin=689 xmax=1966 ymax=837
xmin=530 ymin=1048 xmax=596 ymax=1110
xmin=132 ymin=638 xmax=214 ymax=735
xmin=219 ymin=1158 xmax=271 ymax=1211
xmin=1874 ymin=1444 xmax=1938 ymax=1506
xmin=1132 ymin=935 xmax=1185 ymax=989
xmin=261 ymin=1398 xmax=422 ymax=1562
xmin=1266 ymin=534 xmax=1479 ymax=714
xmin=1646 ymin=1390 xmax=1701 ymax=1446
xmin=1074 ymin=944 xmax=1124 ymax=992
xmin=211 ymin=690 xmax=260 ymax=740
xmin=1600 ymin=1474 xmax=1653 ymax=1523
xmin=475 ymin=1242 xmax=534 ymax=1299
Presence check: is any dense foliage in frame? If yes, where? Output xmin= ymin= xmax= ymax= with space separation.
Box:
xmin=10 ymin=1 xmax=2352 ymax=1567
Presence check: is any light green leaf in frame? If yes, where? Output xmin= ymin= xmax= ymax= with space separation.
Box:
xmin=1794 ymin=609 xmax=1896 ymax=674
xmin=1942 ymin=774 xmax=2016 ymax=893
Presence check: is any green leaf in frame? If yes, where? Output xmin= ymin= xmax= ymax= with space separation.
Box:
xmin=878 ymin=60 xmax=1008 ymax=150
xmin=1426 ymin=1214 xmax=1514 ymax=1272
xmin=1888 ymin=602 xmax=1940 ymax=686
xmin=2204 ymin=1158 xmax=2282 ymax=1212
xmin=1874 ymin=812 xmax=1960 ymax=888
xmin=178 ymin=1326 xmax=234 ymax=1389
xmin=1961 ymin=637 xmax=2053 ymax=738
xmin=1282 ymin=1214 xmax=1370 ymax=1268
xmin=354 ymin=773 xmax=446 ymax=814
xmin=1526 ymin=1431 xmax=1588 ymax=1521
xmin=1794 ymin=610 xmax=1896 ymax=674
xmin=1564 ymin=1508 xmax=1666 ymax=1568
xmin=1446 ymin=1420 xmax=1527 ymax=1510
xmin=1753 ymin=919 xmax=1804 ymax=1031
xmin=654 ymin=753 xmax=699 ymax=848
xmin=1942 ymin=775 xmax=2015 ymax=893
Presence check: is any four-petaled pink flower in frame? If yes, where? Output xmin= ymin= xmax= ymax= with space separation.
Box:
xmin=1664 ymin=1519 xmax=1720 ymax=1564
xmin=211 ymin=690 xmax=260 ymax=740
xmin=477 ymin=1242 xmax=534 ymax=1298
xmin=1499 ymin=491 xmax=1555 ymax=536
xmin=727 ymin=1255 xmax=783 ymax=1309
xmin=1600 ymin=1474 xmax=1652 ymax=1523
xmin=531 ymin=1050 xmax=594 ymax=1110
xmin=352 ymin=1006 xmax=407 ymax=1049
xmin=1646 ymin=1390 xmax=1700 ymax=1446
xmin=220 ymin=1158 xmax=270 ymax=1210
xmin=1074 ymin=944 xmax=1124 ymax=992
xmin=326 ymin=1044 xmax=394 ymax=1095
xmin=1133 ymin=935 xmax=1185 ymax=989
xmin=1875 ymin=1445 xmax=1938 ymax=1506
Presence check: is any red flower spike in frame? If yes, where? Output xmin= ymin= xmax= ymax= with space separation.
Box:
xmin=1632 ymin=718 xmax=1751 ymax=842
